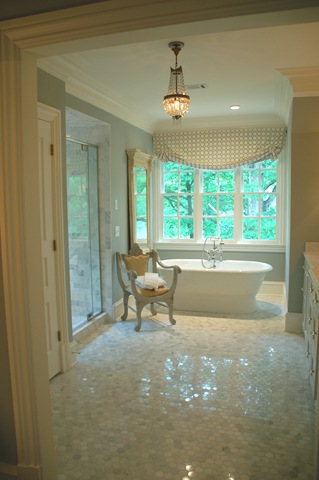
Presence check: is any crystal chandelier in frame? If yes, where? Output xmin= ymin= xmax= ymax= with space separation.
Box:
xmin=163 ymin=41 xmax=190 ymax=122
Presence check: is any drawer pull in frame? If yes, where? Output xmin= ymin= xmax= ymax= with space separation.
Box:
xmin=306 ymin=351 xmax=310 ymax=357
xmin=312 ymin=331 xmax=317 ymax=337
xmin=309 ymin=369 xmax=315 ymax=375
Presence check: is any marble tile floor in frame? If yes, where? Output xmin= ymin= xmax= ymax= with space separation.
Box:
xmin=50 ymin=295 xmax=315 ymax=480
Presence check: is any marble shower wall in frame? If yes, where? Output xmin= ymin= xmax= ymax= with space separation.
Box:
xmin=66 ymin=107 xmax=112 ymax=322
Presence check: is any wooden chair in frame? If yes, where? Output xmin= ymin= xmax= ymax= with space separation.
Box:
xmin=116 ymin=243 xmax=181 ymax=331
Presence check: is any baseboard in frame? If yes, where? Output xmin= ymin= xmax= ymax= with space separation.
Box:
xmin=284 ymin=312 xmax=303 ymax=333
xmin=259 ymin=281 xmax=285 ymax=296
xmin=73 ymin=312 xmax=109 ymax=343
xmin=113 ymin=297 xmax=135 ymax=321
xmin=0 ymin=463 xmax=41 ymax=480
xmin=0 ymin=462 xmax=17 ymax=479
xmin=68 ymin=340 xmax=79 ymax=368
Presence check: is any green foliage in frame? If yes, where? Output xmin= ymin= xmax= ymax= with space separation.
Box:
xmin=180 ymin=195 xmax=194 ymax=215
xmin=260 ymin=218 xmax=276 ymax=240
xmin=136 ymin=218 xmax=147 ymax=240
xmin=134 ymin=170 xmax=147 ymax=194
xmin=163 ymin=218 xmax=178 ymax=239
xmin=202 ymin=171 xmax=218 ymax=192
xmin=202 ymin=218 xmax=217 ymax=238
xmin=219 ymin=171 xmax=235 ymax=192
xmin=135 ymin=196 xmax=146 ymax=216
xmin=261 ymin=194 xmax=276 ymax=216
xmin=163 ymin=195 xmax=178 ymax=216
xmin=180 ymin=172 xmax=194 ymax=193
xmin=219 ymin=194 xmax=234 ymax=215
xmin=164 ymin=172 xmax=178 ymax=193
xmin=162 ymin=160 xmax=278 ymax=242
xmin=180 ymin=218 xmax=194 ymax=239
xmin=68 ymin=174 xmax=86 ymax=194
xmin=243 ymin=218 xmax=259 ymax=240
xmin=243 ymin=194 xmax=259 ymax=216
xmin=220 ymin=218 xmax=234 ymax=239
xmin=202 ymin=195 xmax=217 ymax=215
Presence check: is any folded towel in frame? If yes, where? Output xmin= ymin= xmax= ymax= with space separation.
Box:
xmin=135 ymin=273 xmax=167 ymax=291
xmin=144 ymin=272 xmax=160 ymax=290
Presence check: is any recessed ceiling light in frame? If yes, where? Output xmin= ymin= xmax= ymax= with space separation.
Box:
xmin=230 ymin=105 xmax=240 ymax=110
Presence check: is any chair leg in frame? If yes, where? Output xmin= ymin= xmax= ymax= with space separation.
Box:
xmin=135 ymin=301 xmax=144 ymax=332
xmin=166 ymin=299 xmax=176 ymax=326
xmin=150 ymin=302 xmax=157 ymax=316
xmin=121 ymin=291 xmax=130 ymax=321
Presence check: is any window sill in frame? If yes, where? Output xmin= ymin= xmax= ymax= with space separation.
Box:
xmin=154 ymin=242 xmax=286 ymax=253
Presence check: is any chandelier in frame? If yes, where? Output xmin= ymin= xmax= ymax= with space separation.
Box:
xmin=163 ymin=41 xmax=190 ymax=122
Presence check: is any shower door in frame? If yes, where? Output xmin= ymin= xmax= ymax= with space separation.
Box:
xmin=66 ymin=139 xmax=102 ymax=332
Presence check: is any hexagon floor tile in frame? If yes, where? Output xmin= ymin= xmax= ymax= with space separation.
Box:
xmin=50 ymin=295 xmax=315 ymax=480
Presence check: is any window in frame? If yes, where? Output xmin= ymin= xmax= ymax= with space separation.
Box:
xmin=157 ymin=158 xmax=282 ymax=245
xmin=162 ymin=163 xmax=195 ymax=239
xmin=134 ymin=167 xmax=148 ymax=240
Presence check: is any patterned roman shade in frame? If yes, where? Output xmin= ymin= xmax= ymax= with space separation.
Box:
xmin=153 ymin=127 xmax=287 ymax=169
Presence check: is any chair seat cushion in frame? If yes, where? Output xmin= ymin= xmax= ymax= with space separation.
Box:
xmin=135 ymin=285 xmax=169 ymax=297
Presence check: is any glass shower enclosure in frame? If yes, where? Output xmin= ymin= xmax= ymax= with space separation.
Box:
xmin=66 ymin=139 xmax=102 ymax=332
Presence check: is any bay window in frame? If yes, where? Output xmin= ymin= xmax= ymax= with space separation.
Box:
xmin=156 ymin=157 xmax=283 ymax=245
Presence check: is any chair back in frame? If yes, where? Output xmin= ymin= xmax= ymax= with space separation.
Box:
xmin=116 ymin=243 xmax=158 ymax=288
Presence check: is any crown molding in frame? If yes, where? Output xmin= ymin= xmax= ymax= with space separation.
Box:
xmin=274 ymin=71 xmax=293 ymax=125
xmin=38 ymin=57 xmax=155 ymax=133
xmin=278 ymin=66 xmax=319 ymax=97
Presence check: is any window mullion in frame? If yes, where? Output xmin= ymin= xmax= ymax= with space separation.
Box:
xmin=194 ymin=168 xmax=201 ymax=241
xmin=234 ymin=167 xmax=242 ymax=243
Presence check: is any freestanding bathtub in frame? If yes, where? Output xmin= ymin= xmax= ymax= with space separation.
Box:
xmin=158 ymin=259 xmax=273 ymax=314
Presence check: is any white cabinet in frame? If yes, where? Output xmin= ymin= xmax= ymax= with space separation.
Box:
xmin=302 ymin=256 xmax=319 ymax=399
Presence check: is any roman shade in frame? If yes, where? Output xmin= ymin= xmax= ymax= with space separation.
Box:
xmin=153 ymin=127 xmax=287 ymax=170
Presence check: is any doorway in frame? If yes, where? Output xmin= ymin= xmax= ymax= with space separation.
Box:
xmin=66 ymin=139 xmax=102 ymax=332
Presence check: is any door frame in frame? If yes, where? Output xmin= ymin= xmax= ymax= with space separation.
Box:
xmin=38 ymin=103 xmax=75 ymax=376
xmin=1 ymin=2 xmax=318 ymax=479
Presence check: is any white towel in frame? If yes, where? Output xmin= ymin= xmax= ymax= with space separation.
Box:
xmin=135 ymin=273 xmax=167 ymax=290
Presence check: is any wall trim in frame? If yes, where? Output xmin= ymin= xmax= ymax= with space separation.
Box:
xmin=259 ymin=281 xmax=285 ymax=296
xmin=284 ymin=312 xmax=303 ymax=333
xmin=73 ymin=312 xmax=109 ymax=344
xmin=0 ymin=462 xmax=18 ymax=478
xmin=113 ymin=297 xmax=135 ymax=322
xmin=38 ymin=103 xmax=72 ymax=377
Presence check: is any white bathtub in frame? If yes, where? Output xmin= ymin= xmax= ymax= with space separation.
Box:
xmin=159 ymin=259 xmax=273 ymax=314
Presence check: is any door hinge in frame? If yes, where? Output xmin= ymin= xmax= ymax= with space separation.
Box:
xmin=50 ymin=144 xmax=54 ymax=156
xmin=53 ymin=240 xmax=57 ymax=251
xmin=57 ymin=330 xmax=61 ymax=342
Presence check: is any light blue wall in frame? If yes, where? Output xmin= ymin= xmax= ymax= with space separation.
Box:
xmin=37 ymin=69 xmax=153 ymax=308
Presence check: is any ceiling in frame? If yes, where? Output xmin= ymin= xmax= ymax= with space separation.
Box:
xmin=38 ymin=12 xmax=319 ymax=133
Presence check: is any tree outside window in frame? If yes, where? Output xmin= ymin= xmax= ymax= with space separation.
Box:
xmin=160 ymin=158 xmax=279 ymax=243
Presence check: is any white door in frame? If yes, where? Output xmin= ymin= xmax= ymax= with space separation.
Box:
xmin=38 ymin=116 xmax=61 ymax=379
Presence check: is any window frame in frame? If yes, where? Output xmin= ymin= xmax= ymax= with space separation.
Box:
xmin=153 ymin=154 xmax=285 ymax=252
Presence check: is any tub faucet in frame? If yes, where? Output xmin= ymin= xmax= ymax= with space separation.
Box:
xmin=202 ymin=237 xmax=224 ymax=269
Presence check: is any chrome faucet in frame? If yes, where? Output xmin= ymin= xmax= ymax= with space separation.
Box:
xmin=202 ymin=237 xmax=224 ymax=269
